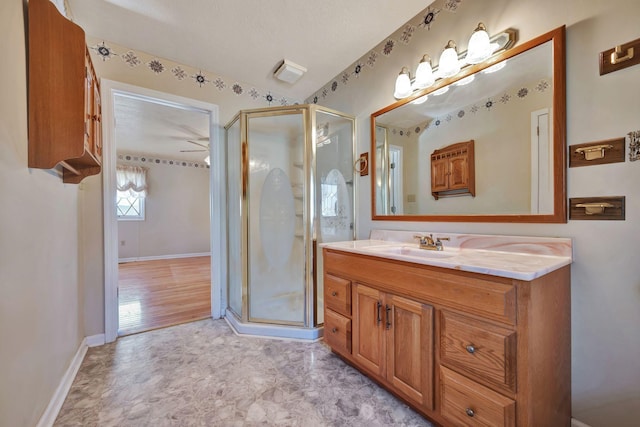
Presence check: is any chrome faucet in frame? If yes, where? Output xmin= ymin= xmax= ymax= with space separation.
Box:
xmin=414 ymin=234 xmax=450 ymax=251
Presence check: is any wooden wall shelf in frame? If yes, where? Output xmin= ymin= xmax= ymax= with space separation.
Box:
xmin=569 ymin=196 xmax=625 ymax=220
xmin=569 ymin=138 xmax=625 ymax=167
xmin=28 ymin=0 xmax=102 ymax=183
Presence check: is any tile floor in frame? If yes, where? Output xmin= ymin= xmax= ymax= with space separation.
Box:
xmin=55 ymin=319 xmax=432 ymax=427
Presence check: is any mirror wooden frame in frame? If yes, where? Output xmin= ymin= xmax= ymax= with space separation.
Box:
xmin=370 ymin=26 xmax=566 ymax=223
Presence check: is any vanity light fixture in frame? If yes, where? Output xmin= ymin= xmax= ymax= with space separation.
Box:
xmin=392 ymin=23 xmax=517 ymax=100
xmin=413 ymin=55 xmax=435 ymax=90
xmin=393 ymin=67 xmax=413 ymax=99
xmin=465 ymin=23 xmax=492 ymax=64
xmin=438 ymin=40 xmax=461 ymax=78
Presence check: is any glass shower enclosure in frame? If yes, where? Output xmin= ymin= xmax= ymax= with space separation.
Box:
xmin=225 ymin=105 xmax=355 ymax=340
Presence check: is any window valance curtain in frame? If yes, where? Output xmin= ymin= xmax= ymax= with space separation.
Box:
xmin=116 ymin=165 xmax=148 ymax=197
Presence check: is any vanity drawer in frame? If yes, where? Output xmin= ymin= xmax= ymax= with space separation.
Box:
xmin=325 ymin=274 xmax=351 ymax=316
xmin=324 ymin=309 xmax=351 ymax=355
xmin=440 ymin=311 xmax=516 ymax=393
xmin=440 ymin=366 xmax=515 ymax=427
xmin=323 ymin=249 xmax=516 ymax=324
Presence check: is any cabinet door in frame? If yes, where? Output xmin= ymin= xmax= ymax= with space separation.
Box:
xmin=431 ymin=157 xmax=449 ymax=192
xmin=385 ymin=295 xmax=434 ymax=410
xmin=448 ymin=155 xmax=469 ymax=190
xmin=353 ymin=284 xmax=385 ymax=376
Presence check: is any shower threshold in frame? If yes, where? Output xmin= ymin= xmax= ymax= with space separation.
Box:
xmin=224 ymin=311 xmax=324 ymax=341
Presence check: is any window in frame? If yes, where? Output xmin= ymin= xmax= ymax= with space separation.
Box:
xmin=321 ymin=183 xmax=338 ymax=217
xmin=116 ymin=164 xmax=148 ymax=221
xmin=117 ymin=191 xmax=145 ymax=220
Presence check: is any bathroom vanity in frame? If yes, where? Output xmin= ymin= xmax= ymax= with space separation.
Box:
xmin=322 ymin=232 xmax=572 ymax=426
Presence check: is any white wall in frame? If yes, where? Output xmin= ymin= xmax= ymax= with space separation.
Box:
xmin=311 ymin=0 xmax=640 ymax=425
xmin=117 ymin=156 xmax=210 ymax=260
xmin=0 ymin=1 xmax=85 ymax=425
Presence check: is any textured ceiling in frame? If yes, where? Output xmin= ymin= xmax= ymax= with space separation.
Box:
xmin=114 ymin=94 xmax=210 ymax=162
xmin=67 ymin=0 xmax=433 ymax=100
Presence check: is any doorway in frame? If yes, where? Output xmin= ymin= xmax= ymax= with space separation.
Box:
xmin=102 ymin=80 xmax=223 ymax=342
xmin=388 ymin=145 xmax=403 ymax=215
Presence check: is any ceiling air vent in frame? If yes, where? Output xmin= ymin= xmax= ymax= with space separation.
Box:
xmin=274 ymin=59 xmax=307 ymax=84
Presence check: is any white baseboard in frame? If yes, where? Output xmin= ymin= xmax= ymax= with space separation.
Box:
xmin=119 ymin=252 xmax=211 ymax=263
xmin=85 ymin=334 xmax=105 ymax=347
xmin=572 ymin=418 xmax=593 ymax=427
xmin=36 ymin=338 xmax=88 ymax=427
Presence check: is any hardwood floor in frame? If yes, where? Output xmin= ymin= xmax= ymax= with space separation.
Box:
xmin=118 ymin=256 xmax=211 ymax=336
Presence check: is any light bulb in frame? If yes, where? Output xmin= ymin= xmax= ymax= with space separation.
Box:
xmin=465 ymin=23 xmax=492 ymax=64
xmin=455 ymin=75 xmax=475 ymax=86
xmin=432 ymin=86 xmax=449 ymax=96
xmin=413 ymin=55 xmax=435 ymax=90
xmin=438 ymin=40 xmax=460 ymax=78
xmin=411 ymin=95 xmax=428 ymax=105
xmin=204 ymin=155 xmax=210 ymax=166
xmin=482 ymin=60 xmax=507 ymax=74
xmin=393 ymin=67 xmax=412 ymax=99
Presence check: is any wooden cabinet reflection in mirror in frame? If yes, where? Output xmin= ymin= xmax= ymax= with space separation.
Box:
xmin=431 ymin=140 xmax=475 ymax=200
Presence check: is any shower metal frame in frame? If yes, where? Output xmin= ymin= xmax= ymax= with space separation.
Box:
xmin=224 ymin=104 xmax=356 ymax=334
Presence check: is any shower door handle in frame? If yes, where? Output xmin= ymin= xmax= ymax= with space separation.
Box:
xmin=376 ymin=301 xmax=382 ymax=325
xmin=241 ymin=142 xmax=248 ymax=199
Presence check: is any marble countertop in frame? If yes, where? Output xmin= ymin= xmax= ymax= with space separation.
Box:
xmin=320 ymin=231 xmax=572 ymax=281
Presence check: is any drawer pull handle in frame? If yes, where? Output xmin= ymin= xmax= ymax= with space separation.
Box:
xmin=377 ymin=301 xmax=382 ymax=324
xmin=466 ymin=408 xmax=475 ymax=417
xmin=332 ymin=327 xmax=338 ymax=333
xmin=331 ymin=291 xmax=337 ymax=297
xmin=466 ymin=344 xmax=476 ymax=354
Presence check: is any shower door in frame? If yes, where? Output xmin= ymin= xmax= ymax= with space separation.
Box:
xmin=226 ymin=117 xmax=243 ymax=318
xmin=315 ymin=109 xmax=355 ymax=325
xmin=246 ymin=111 xmax=307 ymax=325
xmin=225 ymin=105 xmax=355 ymax=335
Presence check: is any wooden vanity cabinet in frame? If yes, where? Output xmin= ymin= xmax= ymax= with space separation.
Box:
xmin=323 ymin=248 xmax=571 ymax=427
xmin=28 ymin=0 xmax=102 ymax=184
xmin=431 ymin=140 xmax=475 ymax=200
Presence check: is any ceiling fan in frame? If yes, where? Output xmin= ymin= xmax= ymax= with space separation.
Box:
xmin=180 ymin=139 xmax=211 ymax=165
xmin=174 ymin=125 xmax=211 ymax=164
xmin=180 ymin=139 xmax=209 ymax=153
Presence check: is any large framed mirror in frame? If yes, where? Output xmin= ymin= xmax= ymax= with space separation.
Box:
xmin=371 ymin=26 xmax=566 ymax=223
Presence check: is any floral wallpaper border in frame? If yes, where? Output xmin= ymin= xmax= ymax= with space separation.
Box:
xmin=305 ymin=0 xmax=465 ymax=104
xmin=89 ymin=41 xmax=300 ymax=107
xmin=118 ymin=153 xmax=210 ymax=170
xmin=386 ymin=78 xmax=551 ymax=138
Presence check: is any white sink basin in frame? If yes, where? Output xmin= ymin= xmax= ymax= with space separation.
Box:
xmin=366 ymin=245 xmax=457 ymax=259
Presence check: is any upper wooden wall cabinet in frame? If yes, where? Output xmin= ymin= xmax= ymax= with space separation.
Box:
xmin=28 ymin=0 xmax=102 ymax=184
xmin=431 ymin=140 xmax=475 ymax=200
